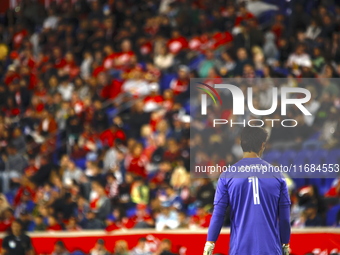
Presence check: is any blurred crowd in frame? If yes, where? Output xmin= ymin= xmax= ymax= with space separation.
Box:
xmin=0 ymin=1 xmax=339 ymax=253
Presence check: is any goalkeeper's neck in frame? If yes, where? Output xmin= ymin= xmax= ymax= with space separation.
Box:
xmin=243 ymin=152 xmax=261 ymax=158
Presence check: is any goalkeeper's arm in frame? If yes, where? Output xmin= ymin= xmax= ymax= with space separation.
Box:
xmin=279 ymin=203 xmax=291 ymax=255
xmin=203 ymin=178 xmax=229 ymax=255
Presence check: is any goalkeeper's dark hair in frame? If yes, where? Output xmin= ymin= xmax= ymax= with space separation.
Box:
xmin=240 ymin=126 xmax=268 ymax=153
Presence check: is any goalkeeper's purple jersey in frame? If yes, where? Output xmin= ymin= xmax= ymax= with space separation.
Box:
xmin=207 ymin=157 xmax=291 ymax=255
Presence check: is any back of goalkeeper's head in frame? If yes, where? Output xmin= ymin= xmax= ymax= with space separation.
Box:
xmin=240 ymin=126 xmax=268 ymax=155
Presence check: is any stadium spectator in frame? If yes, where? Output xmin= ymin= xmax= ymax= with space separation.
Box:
xmin=1 ymin=220 xmax=33 ymax=255
xmin=154 ymin=46 xmax=174 ymax=72
xmin=155 ymin=205 xmax=179 ymax=231
xmin=65 ymin=216 xmax=81 ymax=231
xmin=0 ymin=194 xmax=10 ymax=216
xmin=51 ymin=240 xmax=70 ymax=255
xmin=304 ymin=203 xmax=324 ymax=227
xmin=130 ymin=237 xmax=152 ymax=255
xmin=83 ymin=210 xmax=104 ymax=230
xmin=90 ymin=239 xmax=110 ymax=255
xmin=131 ymin=204 xmax=154 ymax=229
xmin=169 ymin=65 xmax=189 ymax=96
xmin=189 ymin=205 xmax=212 ymax=229
xmin=113 ymin=240 xmax=130 ymax=255
xmin=33 ymin=215 xmax=46 ymax=231
xmin=46 ymin=215 xmax=63 ymax=231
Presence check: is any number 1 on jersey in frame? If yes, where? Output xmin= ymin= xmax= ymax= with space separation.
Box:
xmin=248 ymin=176 xmax=260 ymax=205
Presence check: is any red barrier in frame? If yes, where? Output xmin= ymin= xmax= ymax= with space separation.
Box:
xmin=0 ymin=229 xmax=339 ymax=255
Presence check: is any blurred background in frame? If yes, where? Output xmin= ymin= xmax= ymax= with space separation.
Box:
xmin=0 ymin=0 xmax=340 ymax=254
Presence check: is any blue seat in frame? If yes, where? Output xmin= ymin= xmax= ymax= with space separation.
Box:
xmin=183 ymin=101 xmax=191 ymax=114
xmin=309 ymin=149 xmax=328 ymax=165
xmin=263 ymin=150 xmax=281 ymax=164
xmin=273 ymin=67 xmax=289 ymax=76
xmin=294 ymin=149 xmax=314 ymax=164
xmin=5 ymin=192 xmax=14 ymax=205
xmin=106 ymin=107 xmax=118 ymax=119
xmin=126 ymin=207 xmax=137 ymax=218
xmin=74 ymin=158 xmax=87 ymax=170
xmin=292 ymin=178 xmax=306 ymax=189
xmin=326 ymin=204 xmax=340 ymax=226
xmin=258 ymin=10 xmax=277 ymax=26
xmin=71 ymin=251 xmax=85 ymax=255
xmin=160 ymin=73 xmax=176 ymax=92
xmin=188 ymin=54 xmax=205 ymax=70
xmin=278 ymin=150 xmax=296 ymax=167
xmin=187 ymin=204 xmax=197 ymax=216
xmin=328 ymin=149 xmax=340 ymax=163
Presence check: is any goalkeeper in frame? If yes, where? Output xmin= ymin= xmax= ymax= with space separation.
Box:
xmin=203 ymin=126 xmax=291 ymax=255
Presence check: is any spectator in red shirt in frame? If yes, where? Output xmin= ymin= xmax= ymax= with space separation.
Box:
xmin=325 ymin=179 xmax=340 ymax=197
xmin=4 ymin=65 xmax=20 ymax=86
xmin=12 ymin=24 xmax=28 ymax=50
xmin=167 ymin=30 xmax=188 ymax=55
xmin=100 ymin=124 xmax=126 ymax=147
xmin=78 ymin=124 xmax=98 ymax=152
xmin=143 ymin=83 xmax=163 ymax=112
xmin=0 ymin=208 xmax=15 ymax=232
xmin=105 ymin=207 xmax=129 ymax=231
xmin=163 ymin=139 xmax=181 ymax=162
xmin=102 ymin=45 xmax=117 ymax=70
xmin=169 ymin=65 xmax=190 ymax=95
xmin=65 ymin=216 xmax=82 ymax=231
xmin=130 ymin=204 xmax=154 ymax=229
xmin=116 ymin=39 xmax=136 ymax=70
xmin=24 ymin=157 xmax=38 ymax=178
xmin=38 ymin=110 xmax=58 ymax=137
xmin=189 ymin=205 xmax=212 ymax=228
xmin=46 ymin=215 xmax=63 ymax=231
xmin=234 ymin=4 xmax=256 ymax=27
xmin=52 ymin=47 xmax=66 ymax=69
xmin=125 ymin=143 xmax=148 ymax=178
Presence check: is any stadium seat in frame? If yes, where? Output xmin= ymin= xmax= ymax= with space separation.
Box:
xmin=292 ymin=178 xmax=306 ymax=189
xmin=106 ymin=107 xmax=118 ymax=119
xmin=258 ymin=10 xmax=278 ymax=28
xmin=126 ymin=207 xmax=137 ymax=218
xmin=326 ymin=204 xmax=340 ymax=226
xmin=160 ymin=73 xmax=176 ymax=92
xmin=262 ymin=150 xmax=281 ymax=164
xmin=187 ymin=204 xmax=197 ymax=216
xmin=71 ymin=251 xmax=85 ymax=255
xmin=309 ymin=149 xmax=328 ymax=165
xmin=273 ymin=67 xmax=290 ymax=76
xmin=5 ymin=192 xmax=14 ymax=205
xmin=328 ymin=149 xmax=340 ymax=163
xmin=278 ymin=149 xmax=296 ymax=167
xmin=74 ymin=158 xmax=87 ymax=170
xmin=188 ymin=54 xmax=205 ymax=70
xmin=293 ymin=149 xmax=314 ymax=179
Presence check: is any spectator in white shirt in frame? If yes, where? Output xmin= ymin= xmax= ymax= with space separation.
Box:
xmin=155 ymin=205 xmax=179 ymax=231
xmin=58 ymin=78 xmax=74 ymax=101
xmin=130 ymin=237 xmax=152 ymax=255
xmin=122 ymin=68 xmax=150 ymax=97
xmin=154 ymin=46 xmax=174 ymax=71
xmin=287 ymin=44 xmax=312 ymax=68
xmin=43 ymin=9 xmax=59 ymax=30
xmin=62 ymin=160 xmax=84 ymax=186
